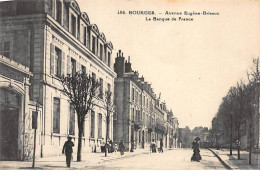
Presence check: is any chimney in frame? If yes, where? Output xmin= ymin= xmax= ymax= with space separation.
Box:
xmin=139 ymin=75 xmax=144 ymax=82
xmin=114 ymin=50 xmax=125 ymax=78
xmin=125 ymin=56 xmax=132 ymax=73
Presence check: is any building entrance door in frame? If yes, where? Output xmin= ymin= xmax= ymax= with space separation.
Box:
xmin=0 ymin=88 xmax=20 ymax=161
xmin=0 ymin=105 xmax=19 ymax=160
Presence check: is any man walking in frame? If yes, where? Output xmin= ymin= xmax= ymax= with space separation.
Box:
xmin=62 ymin=136 xmax=74 ymax=167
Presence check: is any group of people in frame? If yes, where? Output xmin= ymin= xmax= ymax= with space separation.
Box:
xmin=100 ymin=138 xmax=115 ymax=153
xmin=62 ymin=137 xmax=126 ymax=167
xmin=150 ymin=139 xmax=163 ymax=153
xmin=62 ymin=136 xmax=202 ymax=168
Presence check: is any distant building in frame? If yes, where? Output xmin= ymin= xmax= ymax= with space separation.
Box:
xmin=0 ymin=0 xmax=116 ymax=160
xmin=113 ymin=50 xmax=178 ymax=151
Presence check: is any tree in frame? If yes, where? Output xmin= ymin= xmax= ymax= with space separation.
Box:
xmin=60 ymin=72 xmax=100 ymax=161
xmin=224 ymin=87 xmax=237 ymax=155
xmin=101 ymin=90 xmax=114 ymax=157
xmin=246 ymin=58 xmax=260 ymax=164
xmin=233 ymin=80 xmax=248 ymax=159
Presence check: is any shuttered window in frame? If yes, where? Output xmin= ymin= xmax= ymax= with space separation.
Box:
xmin=50 ymin=44 xmax=64 ymax=77
xmin=90 ymin=111 xmax=95 ymax=138
xmin=98 ymin=113 xmax=102 ymax=139
xmin=69 ymin=104 xmax=75 ymax=135
xmin=53 ymin=98 xmax=60 ymax=134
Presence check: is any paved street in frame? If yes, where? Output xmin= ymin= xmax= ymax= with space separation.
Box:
xmin=0 ymin=148 xmax=226 ymax=170
xmin=86 ymin=149 xmax=226 ymax=170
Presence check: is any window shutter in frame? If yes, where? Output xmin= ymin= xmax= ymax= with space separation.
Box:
xmin=50 ymin=43 xmax=55 ymax=75
xmin=76 ymin=61 xmax=81 ymax=72
xmin=67 ymin=56 xmax=71 ymax=75
xmin=61 ymin=52 xmax=65 ymax=76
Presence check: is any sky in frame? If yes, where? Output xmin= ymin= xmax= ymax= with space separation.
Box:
xmin=77 ymin=0 xmax=260 ymax=129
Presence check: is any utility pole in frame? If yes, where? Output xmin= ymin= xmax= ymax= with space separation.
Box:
xmin=32 ymin=101 xmax=38 ymax=168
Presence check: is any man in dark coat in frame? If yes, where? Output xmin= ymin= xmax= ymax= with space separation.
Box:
xmin=62 ymin=136 xmax=74 ymax=167
xmin=159 ymin=139 xmax=163 ymax=153
xmin=118 ymin=140 xmax=125 ymax=155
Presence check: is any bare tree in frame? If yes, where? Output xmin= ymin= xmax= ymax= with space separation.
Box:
xmin=234 ymin=80 xmax=248 ymax=160
xmin=246 ymin=58 xmax=260 ymax=164
xmin=60 ymin=72 xmax=100 ymax=161
xmin=101 ymin=90 xmax=114 ymax=157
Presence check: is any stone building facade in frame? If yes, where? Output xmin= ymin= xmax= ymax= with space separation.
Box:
xmin=113 ymin=50 xmax=179 ymax=151
xmin=0 ymin=0 xmax=116 ymax=160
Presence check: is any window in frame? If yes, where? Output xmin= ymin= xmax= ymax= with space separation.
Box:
xmin=56 ymin=0 xmax=62 ymax=24
xmin=81 ymin=65 xmax=86 ymax=75
xmin=50 ymin=44 xmax=63 ymax=77
xmin=108 ymin=52 xmax=111 ymax=67
xmin=92 ymin=36 xmax=96 ymax=54
xmin=136 ymin=110 xmax=140 ymax=122
xmin=92 ymin=72 xmax=96 ymax=84
xmin=135 ymin=91 xmax=138 ymax=103
xmin=69 ymin=104 xmax=75 ymax=135
xmin=99 ymin=44 xmax=103 ymax=60
xmin=71 ymin=14 xmax=76 ymax=37
xmin=54 ymin=47 xmax=62 ymax=77
xmin=98 ymin=113 xmax=102 ymax=139
xmin=84 ymin=26 xmax=87 ymax=46
xmin=0 ymin=41 xmax=10 ymax=58
xmin=104 ymin=47 xmax=107 ymax=64
xmin=107 ymin=83 xmax=111 ymax=93
xmin=53 ymin=98 xmax=60 ymax=133
xmin=90 ymin=110 xmax=95 ymax=138
xmin=132 ymin=88 xmax=135 ymax=101
xmin=99 ymin=78 xmax=103 ymax=99
xmin=132 ymin=108 xmax=135 ymax=121
xmin=87 ymin=29 xmax=90 ymax=49
xmin=71 ymin=58 xmax=76 ymax=76
xmin=107 ymin=83 xmax=111 ymax=102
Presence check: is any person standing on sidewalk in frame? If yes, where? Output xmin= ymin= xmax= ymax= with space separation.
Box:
xmin=150 ymin=139 xmax=156 ymax=153
xmin=100 ymin=138 xmax=105 ymax=153
xmin=62 ymin=136 xmax=74 ymax=167
xmin=159 ymin=139 xmax=163 ymax=153
xmin=119 ymin=140 xmax=125 ymax=155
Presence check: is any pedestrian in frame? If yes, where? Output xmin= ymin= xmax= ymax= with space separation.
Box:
xmin=109 ymin=139 xmax=114 ymax=153
xmin=62 ymin=136 xmax=74 ymax=167
xmin=100 ymin=138 xmax=105 ymax=153
xmin=150 ymin=139 xmax=156 ymax=153
xmin=191 ymin=137 xmax=202 ymax=162
xmin=118 ymin=140 xmax=125 ymax=155
xmin=114 ymin=144 xmax=118 ymax=154
xmin=159 ymin=139 xmax=163 ymax=153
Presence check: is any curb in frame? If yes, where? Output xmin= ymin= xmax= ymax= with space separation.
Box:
xmin=208 ymin=148 xmax=232 ymax=170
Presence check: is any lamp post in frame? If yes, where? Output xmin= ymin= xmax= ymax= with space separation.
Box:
xmin=32 ymin=101 xmax=38 ymax=168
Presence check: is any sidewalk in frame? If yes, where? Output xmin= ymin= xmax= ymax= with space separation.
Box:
xmin=0 ymin=148 xmax=150 ymax=170
xmin=209 ymin=148 xmax=260 ymax=170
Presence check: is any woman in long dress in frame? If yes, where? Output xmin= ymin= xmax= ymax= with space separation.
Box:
xmin=191 ymin=137 xmax=202 ymax=162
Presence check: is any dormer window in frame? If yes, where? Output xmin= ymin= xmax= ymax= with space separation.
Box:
xmin=92 ymin=36 xmax=96 ymax=54
xmin=108 ymin=52 xmax=111 ymax=67
xmin=84 ymin=26 xmax=87 ymax=46
xmin=56 ymin=0 xmax=62 ymax=24
xmin=71 ymin=14 xmax=76 ymax=37
xmin=99 ymin=44 xmax=103 ymax=60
